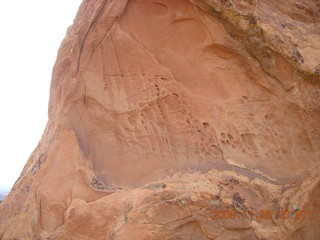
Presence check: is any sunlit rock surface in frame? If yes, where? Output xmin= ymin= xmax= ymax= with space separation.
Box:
xmin=0 ymin=0 xmax=319 ymax=239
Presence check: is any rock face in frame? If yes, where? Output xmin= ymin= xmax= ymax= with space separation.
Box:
xmin=0 ymin=0 xmax=319 ymax=239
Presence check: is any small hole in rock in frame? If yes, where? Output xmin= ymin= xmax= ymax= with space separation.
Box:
xmin=203 ymin=122 xmax=210 ymax=129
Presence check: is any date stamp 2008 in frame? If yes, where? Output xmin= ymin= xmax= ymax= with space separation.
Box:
xmin=211 ymin=209 xmax=308 ymax=221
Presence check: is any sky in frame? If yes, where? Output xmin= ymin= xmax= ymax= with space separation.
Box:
xmin=0 ymin=0 xmax=82 ymax=194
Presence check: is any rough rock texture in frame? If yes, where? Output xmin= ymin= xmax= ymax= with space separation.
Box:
xmin=0 ymin=0 xmax=319 ymax=239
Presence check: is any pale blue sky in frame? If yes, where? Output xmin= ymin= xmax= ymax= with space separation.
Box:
xmin=0 ymin=0 xmax=82 ymax=194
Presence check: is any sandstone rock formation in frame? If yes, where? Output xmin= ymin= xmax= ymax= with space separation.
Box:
xmin=0 ymin=0 xmax=319 ymax=239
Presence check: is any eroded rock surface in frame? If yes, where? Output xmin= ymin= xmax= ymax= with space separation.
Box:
xmin=0 ymin=0 xmax=319 ymax=239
